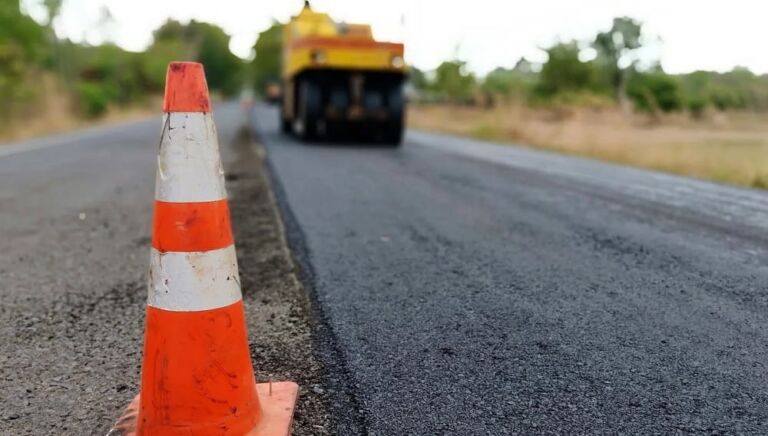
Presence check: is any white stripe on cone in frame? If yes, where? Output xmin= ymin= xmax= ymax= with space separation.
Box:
xmin=156 ymin=112 xmax=227 ymax=203
xmin=148 ymin=245 xmax=242 ymax=312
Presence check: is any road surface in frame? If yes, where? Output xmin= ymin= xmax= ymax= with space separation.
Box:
xmin=2 ymin=102 xmax=767 ymax=435
xmin=0 ymin=104 xmax=330 ymax=435
xmin=255 ymin=104 xmax=768 ymax=435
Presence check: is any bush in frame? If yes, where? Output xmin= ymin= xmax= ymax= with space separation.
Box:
xmin=76 ymin=82 xmax=111 ymax=118
xmin=627 ymin=72 xmax=682 ymax=113
xmin=252 ymin=22 xmax=283 ymax=95
xmin=481 ymin=66 xmax=535 ymax=105
xmin=535 ymin=42 xmax=598 ymax=98
xmin=686 ymin=97 xmax=707 ymax=119
xmin=432 ymin=60 xmax=476 ymax=103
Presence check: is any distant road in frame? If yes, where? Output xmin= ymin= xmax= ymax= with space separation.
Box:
xmin=256 ymin=103 xmax=768 ymax=434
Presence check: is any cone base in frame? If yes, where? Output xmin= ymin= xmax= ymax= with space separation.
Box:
xmin=108 ymin=382 xmax=299 ymax=436
xmin=253 ymin=381 xmax=300 ymax=435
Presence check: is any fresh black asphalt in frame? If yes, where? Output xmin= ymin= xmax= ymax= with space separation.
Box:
xmin=255 ymin=104 xmax=768 ymax=435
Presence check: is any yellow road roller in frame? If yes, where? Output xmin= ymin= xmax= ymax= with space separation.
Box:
xmin=280 ymin=2 xmax=406 ymax=144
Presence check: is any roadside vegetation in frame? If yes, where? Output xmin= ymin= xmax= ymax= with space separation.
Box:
xmin=1 ymin=0 xmax=246 ymax=140
xmin=407 ymin=18 xmax=768 ymax=189
xmin=410 ymin=105 xmax=768 ymax=188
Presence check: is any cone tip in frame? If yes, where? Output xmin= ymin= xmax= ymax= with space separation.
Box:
xmin=163 ymin=62 xmax=211 ymax=113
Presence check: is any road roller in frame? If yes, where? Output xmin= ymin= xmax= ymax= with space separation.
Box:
xmin=280 ymin=2 xmax=406 ymax=145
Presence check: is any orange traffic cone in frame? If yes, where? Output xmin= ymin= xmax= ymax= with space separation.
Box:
xmin=109 ymin=62 xmax=298 ymax=436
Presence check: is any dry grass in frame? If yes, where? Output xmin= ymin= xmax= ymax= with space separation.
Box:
xmin=409 ymin=103 xmax=768 ymax=189
xmin=1 ymin=76 xmax=159 ymax=143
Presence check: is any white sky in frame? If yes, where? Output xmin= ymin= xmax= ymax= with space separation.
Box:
xmin=21 ymin=0 xmax=768 ymax=76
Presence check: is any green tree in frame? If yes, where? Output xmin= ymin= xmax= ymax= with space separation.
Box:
xmin=483 ymin=68 xmax=515 ymax=96
xmin=147 ymin=19 xmax=244 ymax=96
xmin=627 ymin=71 xmax=682 ymax=114
xmin=536 ymin=42 xmax=596 ymax=97
xmin=195 ymin=22 xmax=243 ymax=96
xmin=593 ymin=17 xmax=643 ymax=109
xmin=433 ymin=59 xmax=475 ymax=103
xmin=42 ymin=0 xmax=62 ymax=26
xmin=251 ymin=21 xmax=282 ymax=95
xmin=0 ymin=0 xmax=48 ymax=118
xmin=677 ymin=67 xmax=768 ymax=113
xmin=56 ymin=42 xmax=144 ymax=117
xmin=408 ymin=66 xmax=428 ymax=91
xmin=139 ymin=38 xmax=186 ymax=92
xmin=67 ymin=18 xmax=245 ymax=117
xmin=481 ymin=58 xmax=537 ymax=103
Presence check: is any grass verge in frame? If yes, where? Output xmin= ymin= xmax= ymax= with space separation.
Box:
xmin=409 ymin=104 xmax=768 ymax=189
xmin=0 ymin=77 xmax=160 ymax=143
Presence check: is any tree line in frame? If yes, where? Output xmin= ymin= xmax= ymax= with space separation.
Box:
xmin=1 ymin=0 xmax=245 ymax=121
xmin=3 ymin=0 xmax=767 ymax=126
xmin=409 ymin=18 xmax=768 ymax=117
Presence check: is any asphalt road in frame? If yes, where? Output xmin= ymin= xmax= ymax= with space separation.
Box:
xmin=0 ymin=104 xmax=254 ymax=434
xmin=3 ymin=102 xmax=768 ymax=435
xmin=255 ymin=104 xmax=768 ymax=435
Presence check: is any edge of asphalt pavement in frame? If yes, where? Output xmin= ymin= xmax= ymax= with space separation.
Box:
xmin=0 ymin=117 xmax=158 ymax=158
xmin=222 ymin=125 xmax=336 ymax=436
xmin=253 ymin=128 xmax=369 ymax=436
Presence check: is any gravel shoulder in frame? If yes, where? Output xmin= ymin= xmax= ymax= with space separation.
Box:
xmin=0 ymin=106 xmax=331 ymax=435
xmin=225 ymin=126 xmax=331 ymax=435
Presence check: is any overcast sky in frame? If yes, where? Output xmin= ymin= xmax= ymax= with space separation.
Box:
xmin=21 ymin=0 xmax=768 ymax=76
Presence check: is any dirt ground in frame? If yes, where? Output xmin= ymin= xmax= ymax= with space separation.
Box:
xmin=224 ymin=127 xmax=332 ymax=435
xmin=409 ymin=104 xmax=768 ymax=189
